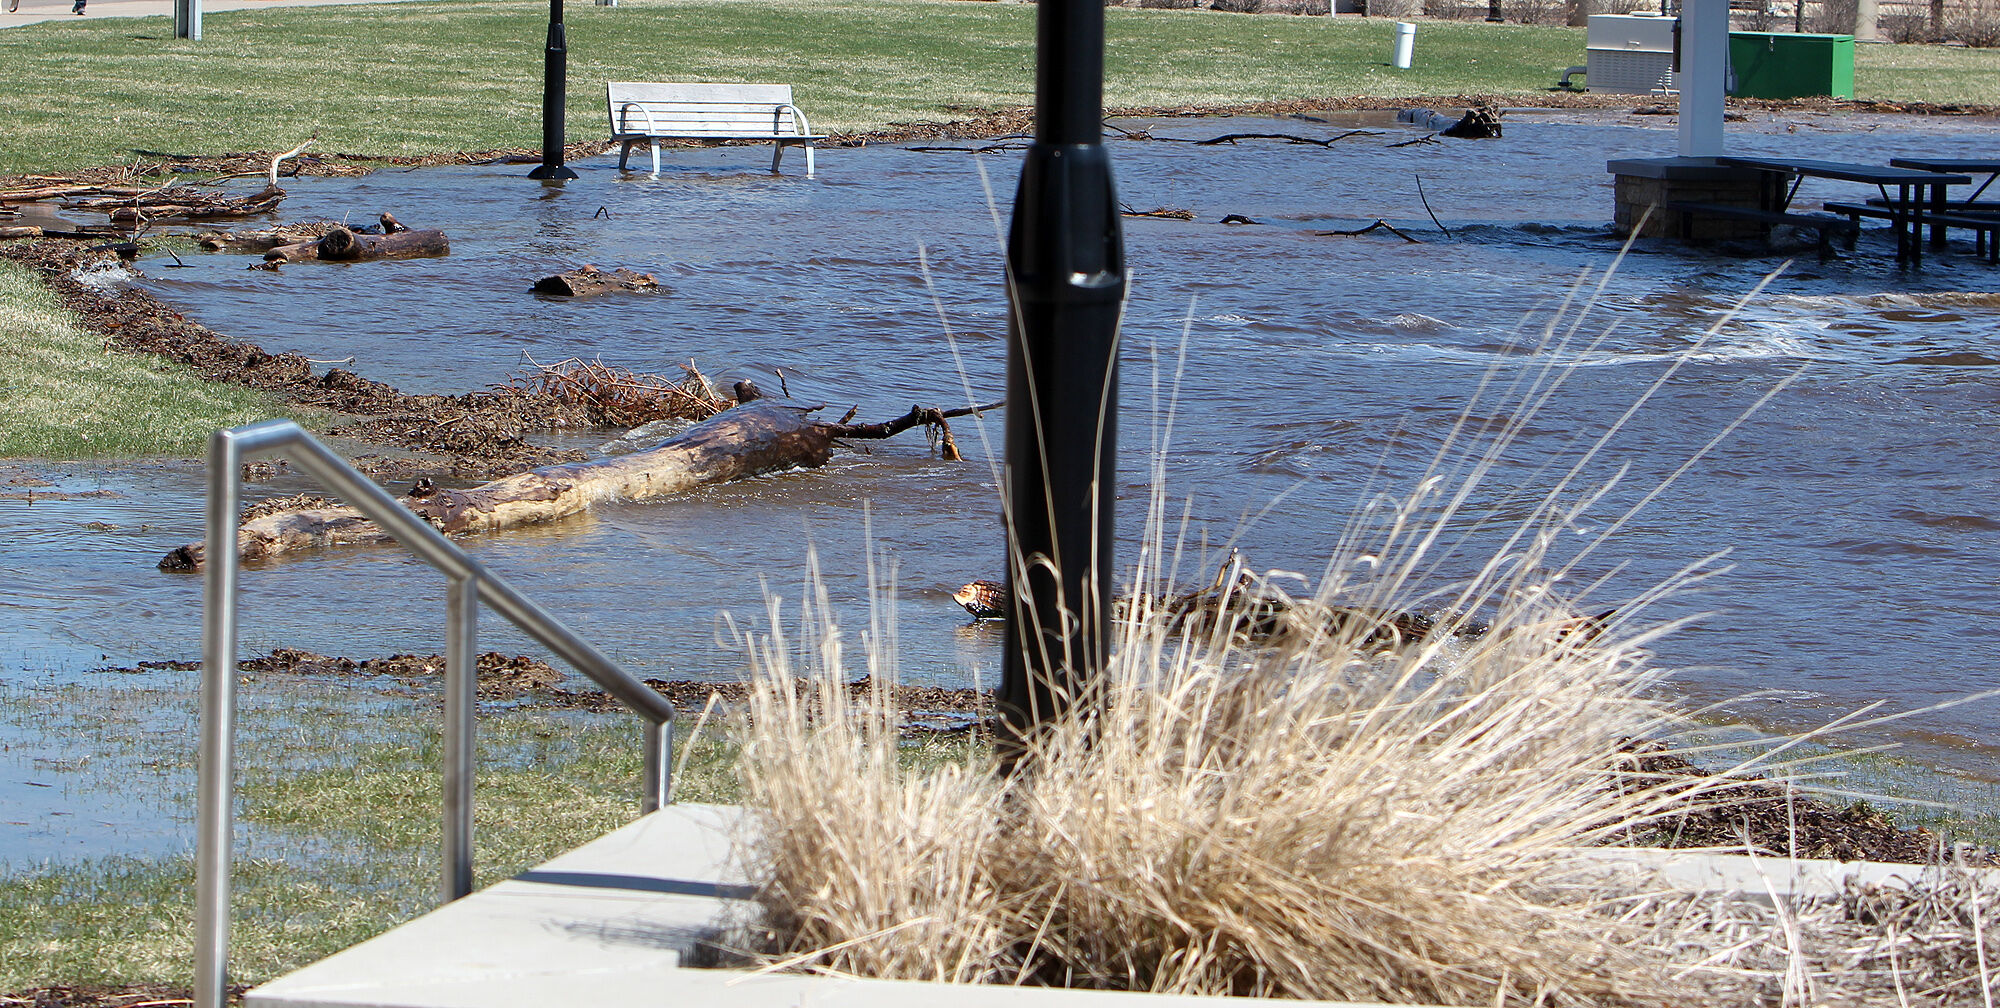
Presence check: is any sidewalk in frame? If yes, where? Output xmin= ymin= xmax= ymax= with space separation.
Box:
xmin=2 ymin=0 xmax=429 ymax=28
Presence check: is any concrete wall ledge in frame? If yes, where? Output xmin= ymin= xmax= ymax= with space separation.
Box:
xmin=1606 ymin=156 xmax=1764 ymax=181
xmin=246 ymin=803 xmax=1995 ymax=1008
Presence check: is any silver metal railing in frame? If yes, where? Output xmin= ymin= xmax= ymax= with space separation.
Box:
xmin=194 ymin=420 xmax=678 ymax=1008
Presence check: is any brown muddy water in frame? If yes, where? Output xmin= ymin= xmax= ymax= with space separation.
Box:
xmin=5 ymin=109 xmax=2000 ymax=863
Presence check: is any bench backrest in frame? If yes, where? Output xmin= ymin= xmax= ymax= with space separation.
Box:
xmin=607 ymin=82 xmax=807 ymax=138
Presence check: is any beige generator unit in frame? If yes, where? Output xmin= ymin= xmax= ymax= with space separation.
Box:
xmin=1585 ymin=14 xmax=1678 ymax=94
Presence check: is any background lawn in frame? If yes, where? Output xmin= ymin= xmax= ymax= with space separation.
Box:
xmin=0 ymin=0 xmax=1993 ymax=176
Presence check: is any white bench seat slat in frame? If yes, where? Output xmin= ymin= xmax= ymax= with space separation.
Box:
xmin=607 ymin=82 xmax=823 ymax=177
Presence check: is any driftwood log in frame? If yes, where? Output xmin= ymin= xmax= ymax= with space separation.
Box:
xmin=159 ymin=398 xmax=1000 ymax=570
xmin=71 ymin=184 xmax=287 ymax=224
xmin=531 ymin=266 xmax=662 ymax=297
xmin=198 ymin=220 xmax=340 ymax=252
xmin=0 ymin=226 xmax=43 ymax=239
xmin=1397 ymin=107 xmax=1503 ymax=139
xmin=266 ymin=225 xmax=448 ymax=263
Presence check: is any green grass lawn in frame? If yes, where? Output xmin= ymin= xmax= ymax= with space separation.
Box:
xmin=0 ymin=258 xmax=298 ymax=458
xmin=0 ymin=0 xmax=1994 ymax=178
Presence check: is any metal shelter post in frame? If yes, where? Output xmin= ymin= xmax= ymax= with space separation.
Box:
xmin=1676 ymin=0 xmax=1727 ymax=156
xmin=998 ymin=0 xmax=1128 ymax=768
xmin=174 ymin=0 xmax=201 ymax=39
xmin=528 ymin=0 xmax=579 ymax=180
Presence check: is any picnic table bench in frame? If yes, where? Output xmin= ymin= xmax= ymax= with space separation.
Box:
xmin=1715 ymin=156 xmax=1970 ymax=266
xmin=1661 ymin=200 xmax=1857 ymax=258
xmin=607 ymin=82 xmax=825 ymax=177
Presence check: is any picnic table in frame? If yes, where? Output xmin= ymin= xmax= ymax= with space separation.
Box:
xmin=1715 ymin=156 xmax=1971 ymax=266
xmin=1889 ymin=157 xmax=2000 ymax=203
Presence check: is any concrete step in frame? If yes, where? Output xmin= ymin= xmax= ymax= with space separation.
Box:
xmin=246 ymin=802 xmax=1985 ymax=1008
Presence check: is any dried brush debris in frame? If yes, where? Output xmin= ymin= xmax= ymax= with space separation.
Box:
xmin=503 ymin=356 xmax=732 ymax=428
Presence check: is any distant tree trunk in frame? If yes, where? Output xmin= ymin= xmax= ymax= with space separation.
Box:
xmin=1852 ymin=0 xmax=1879 ymax=39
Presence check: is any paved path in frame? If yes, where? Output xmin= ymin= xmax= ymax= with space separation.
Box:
xmin=2 ymin=0 xmax=427 ymax=27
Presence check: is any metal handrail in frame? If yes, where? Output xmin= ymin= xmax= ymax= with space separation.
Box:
xmin=194 ymin=420 xmax=677 ymax=1008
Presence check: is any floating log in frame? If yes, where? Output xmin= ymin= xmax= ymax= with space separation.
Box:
xmin=265 ymin=225 xmax=448 ymax=264
xmin=531 ymin=266 xmax=661 ymax=297
xmin=159 ymin=398 xmax=1000 ymax=570
xmin=0 ymin=226 xmax=44 ymax=239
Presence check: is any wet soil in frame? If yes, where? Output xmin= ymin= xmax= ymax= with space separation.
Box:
xmin=1624 ymin=746 xmax=1999 ymax=866
xmin=0 ymin=983 xmax=241 ymax=1008
xmin=0 ymin=239 xmax=597 ymax=480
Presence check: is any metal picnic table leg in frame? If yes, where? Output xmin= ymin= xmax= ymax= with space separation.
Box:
xmin=1929 ymin=181 xmax=1948 ymax=249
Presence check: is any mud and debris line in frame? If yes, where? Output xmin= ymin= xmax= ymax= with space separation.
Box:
xmin=108 ymin=645 xmax=1997 ymax=868
xmin=0 ymin=239 xmax=725 ymax=481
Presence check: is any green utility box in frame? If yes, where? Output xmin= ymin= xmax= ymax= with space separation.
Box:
xmin=1728 ymin=32 xmax=1856 ymax=99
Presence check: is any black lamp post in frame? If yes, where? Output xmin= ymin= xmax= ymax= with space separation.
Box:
xmin=997 ymin=0 xmax=1128 ymax=768
xmin=528 ymin=0 xmax=579 ymax=181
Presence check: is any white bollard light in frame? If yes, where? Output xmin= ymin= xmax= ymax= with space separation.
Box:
xmin=1393 ymin=22 xmax=1416 ymax=69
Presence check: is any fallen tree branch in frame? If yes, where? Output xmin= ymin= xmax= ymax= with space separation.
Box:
xmin=1414 ymin=174 xmax=1453 ymax=239
xmin=1187 ymin=130 xmax=1379 ymax=147
xmin=269 ymin=135 xmax=316 ymax=188
xmin=1120 ymin=204 xmax=1196 ymax=220
xmin=1310 ymin=220 xmax=1421 ymax=243
xmin=160 ymin=398 xmax=1005 ymax=570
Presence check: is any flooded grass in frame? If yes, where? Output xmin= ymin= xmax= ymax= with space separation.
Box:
xmin=0 ymin=678 xmax=700 ymax=989
xmin=0 ymin=259 xmax=295 ymax=459
xmin=0 ymin=670 xmax=979 ymax=992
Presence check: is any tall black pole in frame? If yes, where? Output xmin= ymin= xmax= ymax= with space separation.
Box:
xmin=998 ymin=0 xmax=1127 ymax=769
xmin=528 ymin=0 xmax=579 ymax=181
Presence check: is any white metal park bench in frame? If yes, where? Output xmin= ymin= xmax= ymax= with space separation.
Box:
xmin=607 ymin=81 xmax=825 ymax=177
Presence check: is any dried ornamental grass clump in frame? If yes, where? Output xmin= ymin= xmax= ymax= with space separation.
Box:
xmin=735 ymin=521 xmax=1729 ymax=1005
xmin=732 ymin=270 xmax=1996 ymax=1005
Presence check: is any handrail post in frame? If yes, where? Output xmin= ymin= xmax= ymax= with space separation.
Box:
xmin=195 ymin=428 xmax=244 ymax=1008
xmin=642 ymin=719 xmax=672 ymax=813
xmin=190 ymin=420 xmax=675 ymax=1003
xmin=443 ymin=576 xmax=478 ymax=901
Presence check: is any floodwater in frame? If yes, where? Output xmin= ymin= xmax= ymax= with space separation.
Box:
xmin=6 ymin=108 xmax=2000 ymax=861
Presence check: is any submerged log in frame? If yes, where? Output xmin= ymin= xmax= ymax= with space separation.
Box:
xmin=1397 ymin=107 xmax=1502 ymax=139
xmin=531 ymin=266 xmax=661 ymax=297
xmin=265 ymin=226 xmax=448 ymax=263
xmin=1440 ymin=107 xmax=1503 ymax=139
xmin=159 ymin=398 xmax=1000 ymax=570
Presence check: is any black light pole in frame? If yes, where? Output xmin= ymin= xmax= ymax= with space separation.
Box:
xmin=998 ymin=0 xmax=1127 ymax=769
xmin=528 ymin=0 xmax=579 ymax=181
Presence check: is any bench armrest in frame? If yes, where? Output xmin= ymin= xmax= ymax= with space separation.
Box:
xmin=615 ymin=101 xmax=660 ymax=137
xmin=776 ymin=103 xmax=813 ymax=139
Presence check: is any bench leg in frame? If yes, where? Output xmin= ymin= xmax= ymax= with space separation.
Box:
xmin=804 ymin=143 xmax=815 ymax=178
xmin=649 ymin=140 xmax=661 ymax=177
xmin=772 ymin=142 xmax=784 ymax=175
xmin=617 ymin=140 xmax=637 ymax=172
